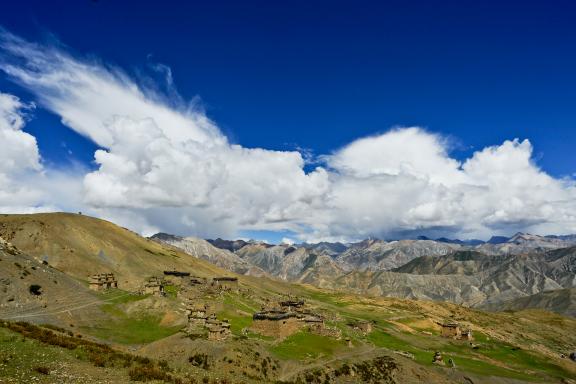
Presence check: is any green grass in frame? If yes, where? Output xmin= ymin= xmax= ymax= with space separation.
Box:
xmin=443 ymin=354 xmax=537 ymax=381
xmin=219 ymin=293 xmax=261 ymax=335
xmin=270 ymin=331 xmax=344 ymax=360
xmin=296 ymin=289 xmax=574 ymax=382
xmin=462 ymin=340 xmax=573 ymax=380
xmin=222 ymin=293 xmax=260 ymax=312
xmin=366 ymin=329 xmax=431 ymax=364
xmin=218 ymin=310 xmax=252 ymax=335
xmin=163 ymin=285 xmax=179 ymax=298
xmin=367 ymin=329 xmax=412 ymax=350
xmin=82 ymin=314 xmax=180 ymax=344
xmin=369 ymin=328 xmax=573 ymax=382
xmin=82 ymin=290 xmax=181 ymax=344
xmin=303 ymin=290 xmax=349 ymax=308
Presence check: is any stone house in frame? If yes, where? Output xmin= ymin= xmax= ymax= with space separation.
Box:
xmin=89 ymin=273 xmax=118 ymax=291
xmin=251 ymin=310 xmax=302 ymax=338
xmin=212 ymin=277 xmax=239 ymax=292
xmin=185 ymin=303 xmax=232 ymax=341
xmin=221 ymin=319 xmax=231 ymax=334
xmin=207 ymin=321 xmax=231 ymax=341
xmin=143 ymin=276 xmax=166 ymax=296
xmin=303 ymin=315 xmax=324 ymax=332
xmin=461 ymin=328 xmax=473 ymax=341
xmin=187 ymin=303 xmax=210 ymax=326
xmin=279 ymin=298 xmax=305 ymax=312
xmin=302 ymin=315 xmax=341 ymax=338
xmin=189 ymin=276 xmax=207 ymax=286
xmin=163 ymin=270 xmax=190 ymax=277
xmin=348 ymin=320 xmax=373 ymax=334
xmin=440 ymin=322 xmax=462 ymax=339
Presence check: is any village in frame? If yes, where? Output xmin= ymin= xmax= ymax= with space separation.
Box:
xmin=87 ymin=270 xmax=478 ymax=354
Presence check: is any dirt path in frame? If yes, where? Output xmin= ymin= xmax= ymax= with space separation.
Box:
xmin=0 ymin=291 xmax=132 ymax=320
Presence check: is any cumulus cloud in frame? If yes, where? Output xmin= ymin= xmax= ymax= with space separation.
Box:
xmin=0 ymin=91 xmax=44 ymax=212
xmin=319 ymin=131 xmax=576 ymax=240
xmin=0 ymin=91 xmax=83 ymax=213
xmin=0 ymin=91 xmax=84 ymax=213
xmin=1 ymin=29 xmax=576 ymax=241
xmin=0 ymin=30 xmax=329 ymax=238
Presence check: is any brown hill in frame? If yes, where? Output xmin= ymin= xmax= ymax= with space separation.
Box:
xmin=481 ymin=288 xmax=576 ymax=317
xmin=0 ymin=213 xmax=228 ymax=290
xmin=0 ymin=236 xmax=110 ymax=327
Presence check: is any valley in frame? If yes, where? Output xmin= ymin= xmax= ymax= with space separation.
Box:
xmin=0 ymin=213 xmax=575 ymax=383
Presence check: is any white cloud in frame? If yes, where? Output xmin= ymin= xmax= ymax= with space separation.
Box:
xmin=327 ymin=127 xmax=466 ymax=185
xmin=0 ymin=91 xmax=45 ymax=212
xmin=0 ymin=93 xmax=39 ymax=174
xmin=318 ymin=133 xmax=576 ymax=241
xmin=0 ymin=30 xmax=329 ymax=238
xmin=1 ymin=30 xmax=576 ymax=241
xmin=0 ymin=91 xmax=85 ymax=214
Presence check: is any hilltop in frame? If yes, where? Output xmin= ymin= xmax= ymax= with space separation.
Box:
xmin=0 ymin=213 xmax=227 ymax=291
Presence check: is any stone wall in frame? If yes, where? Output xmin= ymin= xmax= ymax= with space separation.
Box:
xmin=441 ymin=325 xmax=461 ymax=338
xmin=89 ymin=273 xmax=118 ymax=291
xmin=251 ymin=317 xmax=302 ymax=338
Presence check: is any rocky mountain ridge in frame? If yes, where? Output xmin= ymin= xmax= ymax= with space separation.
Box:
xmin=153 ymin=231 xmax=576 ymax=315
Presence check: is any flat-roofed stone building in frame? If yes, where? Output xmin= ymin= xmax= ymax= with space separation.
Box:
xmin=279 ymin=298 xmax=305 ymax=312
xmin=303 ymin=315 xmax=325 ymax=333
xmin=460 ymin=328 xmax=473 ymax=341
xmin=143 ymin=276 xmax=166 ymax=296
xmin=163 ymin=270 xmax=190 ymax=277
xmin=187 ymin=303 xmax=210 ymax=326
xmin=189 ymin=276 xmax=207 ymax=286
xmin=212 ymin=277 xmax=239 ymax=292
xmin=207 ymin=320 xmax=231 ymax=341
xmin=89 ymin=273 xmax=118 ymax=291
xmin=440 ymin=322 xmax=462 ymax=339
xmin=251 ymin=310 xmax=302 ymax=338
xmin=185 ymin=302 xmax=232 ymax=341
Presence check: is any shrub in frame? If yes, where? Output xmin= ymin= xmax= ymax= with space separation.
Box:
xmin=34 ymin=366 xmax=50 ymax=375
xmin=128 ymin=365 xmax=172 ymax=381
xmin=29 ymin=284 xmax=42 ymax=295
xmin=189 ymin=353 xmax=209 ymax=369
xmin=158 ymin=359 xmax=171 ymax=372
xmin=88 ymin=352 xmax=107 ymax=367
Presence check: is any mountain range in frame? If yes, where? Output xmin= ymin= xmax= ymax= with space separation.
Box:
xmin=152 ymin=231 xmax=576 ymax=316
xmin=1 ymin=213 xmax=575 ymax=383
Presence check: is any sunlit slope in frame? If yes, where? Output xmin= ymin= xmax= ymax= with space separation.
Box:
xmin=0 ymin=213 xmax=229 ymax=289
xmin=481 ymin=288 xmax=576 ymax=317
xmin=0 ymin=237 xmax=107 ymax=326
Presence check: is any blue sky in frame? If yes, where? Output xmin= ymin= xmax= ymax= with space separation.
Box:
xmin=3 ymin=0 xmax=576 ymax=175
xmin=1 ymin=1 xmax=576 ymax=242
